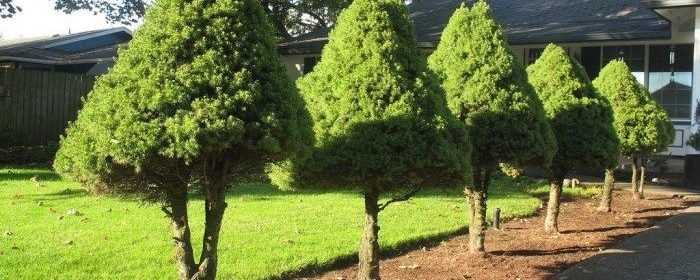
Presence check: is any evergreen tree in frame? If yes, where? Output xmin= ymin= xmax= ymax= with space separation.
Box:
xmin=593 ymin=60 xmax=674 ymax=200
xmin=53 ymin=0 xmax=312 ymax=279
xmin=428 ymin=1 xmax=556 ymax=252
xmin=527 ymin=44 xmax=619 ymax=232
xmin=273 ymin=0 xmax=472 ymax=278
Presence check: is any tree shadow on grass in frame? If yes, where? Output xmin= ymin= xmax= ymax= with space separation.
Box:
xmin=20 ymin=188 xmax=88 ymax=201
xmin=272 ymin=227 xmax=468 ymax=280
xmin=0 ymin=169 xmax=62 ymax=182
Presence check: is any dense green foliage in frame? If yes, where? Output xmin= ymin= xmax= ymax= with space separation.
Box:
xmin=54 ymin=0 xmax=311 ymax=197
xmin=53 ymin=1 xmax=312 ymax=278
xmin=280 ymin=0 xmax=472 ymax=192
xmin=527 ymin=44 xmax=619 ymax=175
xmin=593 ymin=60 xmax=674 ymax=157
xmin=0 ymin=167 xmax=550 ymax=279
xmin=428 ymin=1 xmax=556 ymax=171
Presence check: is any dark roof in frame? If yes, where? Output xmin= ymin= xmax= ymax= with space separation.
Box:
xmin=645 ymin=0 xmax=700 ymax=8
xmin=0 ymin=27 xmax=132 ymax=64
xmin=279 ymin=0 xmax=671 ymax=54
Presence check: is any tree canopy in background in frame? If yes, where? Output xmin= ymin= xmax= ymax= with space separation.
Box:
xmin=0 ymin=0 xmax=354 ymax=39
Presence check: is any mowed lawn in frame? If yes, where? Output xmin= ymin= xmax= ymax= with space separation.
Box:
xmin=0 ymin=166 xmax=566 ymax=279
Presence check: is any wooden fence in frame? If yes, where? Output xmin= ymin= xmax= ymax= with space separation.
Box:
xmin=0 ymin=68 xmax=95 ymax=146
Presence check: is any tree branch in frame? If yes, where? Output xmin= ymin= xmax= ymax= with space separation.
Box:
xmin=161 ymin=205 xmax=173 ymax=217
xmin=378 ymin=187 xmax=420 ymax=212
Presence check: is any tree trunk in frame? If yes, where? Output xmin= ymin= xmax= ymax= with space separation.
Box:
xmin=190 ymin=184 xmax=228 ymax=280
xmin=357 ymin=188 xmax=380 ymax=280
xmin=544 ymin=175 xmax=563 ymax=232
xmin=597 ymin=169 xmax=615 ymax=212
xmin=167 ymin=190 xmax=196 ymax=280
xmin=638 ymin=157 xmax=647 ymax=199
xmin=468 ymin=168 xmax=490 ymax=254
xmin=464 ymin=187 xmax=475 ymax=235
xmin=632 ymin=157 xmax=642 ymax=200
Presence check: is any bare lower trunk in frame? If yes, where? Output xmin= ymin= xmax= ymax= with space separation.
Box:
xmin=544 ymin=175 xmax=563 ymax=232
xmin=631 ymin=157 xmax=642 ymax=200
xmin=464 ymin=187 xmax=475 ymax=236
xmin=167 ymin=190 xmax=196 ymax=280
xmin=638 ymin=157 xmax=647 ymax=199
xmin=597 ymin=169 xmax=615 ymax=212
xmin=468 ymin=168 xmax=490 ymax=254
xmin=357 ymin=188 xmax=380 ymax=280
xmin=190 ymin=184 xmax=228 ymax=280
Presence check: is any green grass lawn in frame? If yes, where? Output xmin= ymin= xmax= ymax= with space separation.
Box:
xmin=0 ymin=166 xmax=592 ymax=279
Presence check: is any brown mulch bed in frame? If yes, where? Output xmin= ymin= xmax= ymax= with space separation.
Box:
xmin=299 ymin=191 xmax=693 ymax=280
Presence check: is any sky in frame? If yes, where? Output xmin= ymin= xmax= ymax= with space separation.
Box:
xmin=0 ymin=0 xmax=138 ymax=41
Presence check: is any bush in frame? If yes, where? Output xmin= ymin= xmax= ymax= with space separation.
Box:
xmin=527 ymin=44 xmax=619 ymax=231
xmin=278 ymin=0 xmax=472 ymax=278
xmin=53 ymin=0 xmax=312 ymax=279
xmin=427 ymin=0 xmax=555 ymax=252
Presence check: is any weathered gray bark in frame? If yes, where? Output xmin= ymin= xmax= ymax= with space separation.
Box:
xmin=544 ymin=175 xmax=563 ymax=232
xmin=467 ymin=169 xmax=490 ymax=254
xmin=357 ymin=188 xmax=380 ymax=280
xmin=631 ymin=156 xmax=642 ymax=199
xmin=597 ymin=169 xmax=615 ymax=212
xmin=638 ymin=157 xmax=647 ymax=199
xmin=190 ymin=182 xmax=228 ymax=280
xmin=166 ymin=189 xmax=196 ymax=280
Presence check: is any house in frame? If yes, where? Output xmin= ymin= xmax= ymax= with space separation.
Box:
xmin=278 ymin=0 xmax=700 ymax=156
xmin=0 ymin=27 xmax=132 ymax=146
xmin=0 ymin=27 xmax=132 ymax=75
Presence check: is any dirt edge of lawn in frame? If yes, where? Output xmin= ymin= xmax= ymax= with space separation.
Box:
xmin=296 ymin=191 xmax=694 ymax=280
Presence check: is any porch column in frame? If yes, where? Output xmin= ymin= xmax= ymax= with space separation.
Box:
xmin=691 ymin=7 xmax=700 ymax=154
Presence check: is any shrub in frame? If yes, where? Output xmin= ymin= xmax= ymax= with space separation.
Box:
xmin=527 ymin=44 xmax=619 ymax=231
xmin=593 ymin=60 xmax=674 ymax=199
xmin=53 ymin=0 xmax=312 ymax=279
xmin=274 ymin=0 xmax=472 ymax=278
xmin=427 ymin=1 xmax=555 ymax=252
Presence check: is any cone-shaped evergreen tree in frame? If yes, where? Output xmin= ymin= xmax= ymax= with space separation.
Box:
xmin=276 ymin=0 xmax=472 ymax=278
xmin=427 ymin=1 xmax=556 ymax=253
xmin=593 ymin=60 xmax=674 ymax=200
xmin=527 ymin=44 xmax=619 ymax=232
xmin=54 ymin=0 xmax=312 ymax=279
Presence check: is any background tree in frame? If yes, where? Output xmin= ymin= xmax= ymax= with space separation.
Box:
xmin=427 ymin=1 xmax=556 ymax=253
xmin=271 ymin=0 xmax=472 ymax=278
xmin=593 ymin=60 xmax=674 ymax=200
xmin=527 ymin=44 xmax=619 ymax=232
xmin=53 ymin=0 xmax=312 ymax=279
xmin=0 ymin=0 xmax=351 ymax=39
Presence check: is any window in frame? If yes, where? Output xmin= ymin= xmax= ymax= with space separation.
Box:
xmin=581 ymin=47 xmax=601 ymax=79
xmin=303 ymin=57 xmax=318 ymax=75
xmin=527 ymin=48 xmax=544 ymax=65
xmin=649 ymin=44 xmax=693 ymax=119
xmin=603 ymin=45 xmax=645 ymax=85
